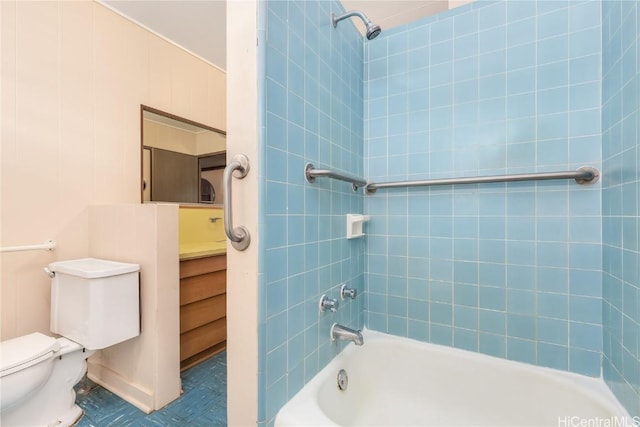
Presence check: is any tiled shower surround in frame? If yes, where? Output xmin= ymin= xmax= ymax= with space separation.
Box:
xmin=258 ymin=0 xmax=640 ymax=423
xmin=364 ymin=0 xmax=603 ymax=375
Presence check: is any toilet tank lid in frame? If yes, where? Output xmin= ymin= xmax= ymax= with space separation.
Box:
xmin=0 ymin=333 xmax=59 ymax=374
xmin=48 ymin=258 xmax=140 ymax=279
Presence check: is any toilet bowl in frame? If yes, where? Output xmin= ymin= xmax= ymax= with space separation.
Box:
xmin=0 ymin=333 xmax=58 ymax=411
xmin=0 ymin=258 xmax=140 ymax=427
xmin=0 ymin=334 xmax=92 ymax=427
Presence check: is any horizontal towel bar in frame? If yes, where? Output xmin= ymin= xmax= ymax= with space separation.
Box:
xmin=364 ymin=167 xmax=599 ymax=193
xmin=0 ymin=240 xmax=57 ymax=253
xmin=304 ymin=163 xmax=599 ymax=194
xmin=305 ymin=163 xmax=367 ymax=191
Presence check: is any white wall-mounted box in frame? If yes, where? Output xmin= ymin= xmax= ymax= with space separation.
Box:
xmin=346 ymin=214 xmax=370 ymax=239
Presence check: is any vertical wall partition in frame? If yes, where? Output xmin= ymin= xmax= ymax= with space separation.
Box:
xmin=258 ymin=0 xmax=364 ymax=424
xmin=602 ymin=0 xmax=640 ymax=416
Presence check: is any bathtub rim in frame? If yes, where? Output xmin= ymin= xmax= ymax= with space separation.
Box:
xmin=275 ymin=328 xmax=632 ymax=427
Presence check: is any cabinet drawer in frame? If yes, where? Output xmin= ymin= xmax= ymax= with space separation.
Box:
xmin=180 ymin=270 xmax=226 ymax=305
xmin=180 ymin=294 xmax=226 ymax=333
xmin=180 ymin=317 xmax=226 ymax=361
xmin=180 ymin=255 xmax=226 ymax=279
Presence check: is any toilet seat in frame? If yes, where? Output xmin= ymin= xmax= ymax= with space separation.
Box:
xmin=0 ymin=333 xmax=60 ymax=377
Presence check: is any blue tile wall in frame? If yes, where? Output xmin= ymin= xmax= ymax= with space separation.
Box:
xmin=602 ymin=0 xmax=640 ymax=418
xmin=364 ymin=0 xmax=603 ymax=376
xmin=259 ymin=0 xmax=365 ymax=424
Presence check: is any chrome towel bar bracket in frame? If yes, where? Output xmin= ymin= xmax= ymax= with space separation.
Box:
xmin=305 ymin=163 xmax=367 ymax=192
xmin=224 ymin=154 xmax=251 ymax=251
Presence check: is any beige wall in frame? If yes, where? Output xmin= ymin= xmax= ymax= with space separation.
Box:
xmin=142 ymin=119 xmax=226 ymax=156
xmin=196 ymin=130 xmax=226 ymax=155
xmin=449 ymin=0 xmax=476 ymax=9
xmin=143 ymin=119 xmax=200 ymax=155
xmin=1 ymin=0 xmax=225 ymax=412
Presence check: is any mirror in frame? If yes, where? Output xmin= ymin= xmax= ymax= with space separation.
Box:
xmin=141 ymin=106 xmax=226 ymax=205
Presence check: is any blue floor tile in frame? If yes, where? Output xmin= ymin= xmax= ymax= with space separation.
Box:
xmin=76 ymin=352 xmax=227 ymax=426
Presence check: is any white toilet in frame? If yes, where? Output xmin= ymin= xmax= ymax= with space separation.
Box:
xmin=0 ymin=258 xmax=140 ymax=427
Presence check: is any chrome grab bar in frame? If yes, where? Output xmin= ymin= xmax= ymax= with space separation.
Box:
xmin=223 ymin=154 xmax=251 ymax=251
xmin=364 ymin=167 xmax=599 ymax=193
xmin=305 ymin=163 xmax=367 ymax=191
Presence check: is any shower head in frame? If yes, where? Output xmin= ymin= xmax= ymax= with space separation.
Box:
xmin=365 ymin=23 xmax=382 ymax=40
xmin=332 ymin=10 xmax=382 ymax=40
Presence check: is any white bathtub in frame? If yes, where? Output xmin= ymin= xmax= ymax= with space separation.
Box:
xmin=275 ymin=330 xmax=634 ymax=426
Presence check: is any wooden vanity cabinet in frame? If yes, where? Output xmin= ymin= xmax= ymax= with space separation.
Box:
xmin=179 ymin=254 xmax=226 ymax=370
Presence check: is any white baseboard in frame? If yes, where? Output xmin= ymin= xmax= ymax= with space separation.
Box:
xmin=87 ymin=359 xmax=154 ymax=414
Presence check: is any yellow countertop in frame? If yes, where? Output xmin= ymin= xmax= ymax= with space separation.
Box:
xmin=179 ymin=242 xmax=227 ymax=261
xmin=179 ymin=206 xmax=226 ymax=260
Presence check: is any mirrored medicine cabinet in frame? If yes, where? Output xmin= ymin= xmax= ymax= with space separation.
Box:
xmin=141 ymin=105 xmax=226 ymax=205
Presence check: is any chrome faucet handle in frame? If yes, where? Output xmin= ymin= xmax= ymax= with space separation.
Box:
xmin=319 ymin=294 xmax=339 ymax=313
xmin=340 ymin=284 xmax=357 ymax=300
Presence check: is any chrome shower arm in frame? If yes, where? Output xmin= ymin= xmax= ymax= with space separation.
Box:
xmin=332 ymin=10 xmax=371 ymax=27
xmin=331 ymin=9 xmax=381 ymax=40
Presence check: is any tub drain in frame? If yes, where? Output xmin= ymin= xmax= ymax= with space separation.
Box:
xmin=337 ymin=369 xmax=348 ymax=391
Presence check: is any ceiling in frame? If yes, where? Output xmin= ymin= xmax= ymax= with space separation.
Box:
xmin=100 ymin=0 xmax=227 ymax=69
xmin=101 ymin=1 xmax=471 ymax=71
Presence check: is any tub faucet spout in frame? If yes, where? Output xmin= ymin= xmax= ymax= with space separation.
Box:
xmin=330 ymin=323 xmax=364 ymax=346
